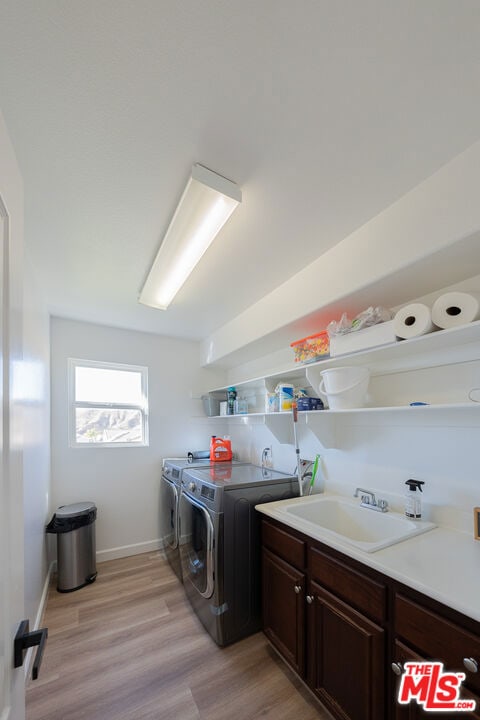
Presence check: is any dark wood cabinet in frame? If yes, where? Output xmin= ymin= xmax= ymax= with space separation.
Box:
xmin=309 ymin=580 xmax=385 ymax=720
xmin=262 ymin=513 xmax=308 ymax=676
xmin=262 ymin=547 xmax=306 ymax=676
xmin=392 ymin=641 xmax=424 ymax=720
xmin=392 ymin=639 xmax=480 ymax=720
xmin=393 ymin=595 xmax=480 ymax=720
xmin=262 ymin=518 xmax=387 ymax=720
xmin=309 ymin=545 xmax=387 ymax=624
xmin=261 ymin=516 xmax=480 ymax=720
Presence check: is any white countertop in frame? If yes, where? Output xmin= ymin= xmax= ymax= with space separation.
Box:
xmin=256 ymin=493 xmax=480 ymax=623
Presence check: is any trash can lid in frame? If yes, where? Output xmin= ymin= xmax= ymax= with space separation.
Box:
xmin=56 ymin=502 xmax=96 ymax=518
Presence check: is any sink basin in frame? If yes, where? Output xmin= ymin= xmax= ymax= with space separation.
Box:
xmin=284 ymin=496 xmax=436 ymax=552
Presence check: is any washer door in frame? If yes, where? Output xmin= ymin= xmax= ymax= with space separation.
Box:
xmin=160 ymin=475 xmax=179 ymax=550
xmin=179 ymin=493 xmax=214 ymax=599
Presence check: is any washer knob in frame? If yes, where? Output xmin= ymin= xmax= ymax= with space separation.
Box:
xmin=188 ymin=482 xmax=196 ymax=493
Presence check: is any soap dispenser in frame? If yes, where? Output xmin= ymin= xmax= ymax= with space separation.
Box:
xmin=405 ymin=479 xmax=425 ymax=519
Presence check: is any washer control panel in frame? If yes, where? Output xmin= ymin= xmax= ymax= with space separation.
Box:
xmin=182 ymin=472 xmax=219 ymax=510
xmin=201 ymin=485 xmax=215 ymax=501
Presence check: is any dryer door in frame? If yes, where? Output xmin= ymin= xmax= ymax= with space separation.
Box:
xmin=179 ymin=493 xmax=214 ymax=599
xmin=160 ymin=475 xmax=179 ymax=549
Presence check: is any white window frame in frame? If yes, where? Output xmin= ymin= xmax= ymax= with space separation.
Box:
xmin=68 ymin=358 xmax=149 ymax=448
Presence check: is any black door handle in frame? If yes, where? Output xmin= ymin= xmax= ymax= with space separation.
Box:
xmin=14 ymin=619 xmax=48 ymax=680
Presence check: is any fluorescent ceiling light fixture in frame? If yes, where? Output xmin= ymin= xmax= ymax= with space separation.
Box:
xmin=139 ymin=164 xmax=242 ymax=310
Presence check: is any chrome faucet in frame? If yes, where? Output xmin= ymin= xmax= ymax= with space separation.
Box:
xmin=354 ymin=487 xmax=389 ymax=513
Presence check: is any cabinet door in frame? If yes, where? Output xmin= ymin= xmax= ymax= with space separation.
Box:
xmin=395 ymin=593 xmax=480 ymax=700
xmin=393 ymin=641 xmax=434 ymax=720
xmin=392 ymin=640 xmax=480 ymax=720
xmin=309 ymin=580 xmax=385 ymax=720
xmin=262 ymin=547 xmax=306 ymax=676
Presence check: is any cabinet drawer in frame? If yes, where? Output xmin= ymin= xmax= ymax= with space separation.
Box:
xmin=394 ymin=640 xmax=480 ymax=720
xmin=262 ymin=520 xmax=306 ymax=570
xmin=309 ymin=546 xmax=386 ymax=624
xmin=395 ymin=594 xmax=480 ymax=696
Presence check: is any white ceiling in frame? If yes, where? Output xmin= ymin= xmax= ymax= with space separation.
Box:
xmin=0 ymin=1 xmax=479 ymax=344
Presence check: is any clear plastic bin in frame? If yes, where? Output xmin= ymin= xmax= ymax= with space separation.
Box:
xmin=290 ymin=331 xmax=330 ymax=364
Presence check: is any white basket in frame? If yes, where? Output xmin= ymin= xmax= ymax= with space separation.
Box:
xmin=319 ymin=366 xmax=370 ymax=409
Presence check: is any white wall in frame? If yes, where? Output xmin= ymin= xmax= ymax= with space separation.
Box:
xmin=216 ymin=353 xmax=480 ymax=537
xmin=50 ymin=317 xmax=226 ymax=561
xmin=22 ymin=256 xmax=51 ymax=628
xmin=202 ymin=139 xmax=480 ymax=366
xmin=203 ymin=269 xmax=480 ymax=541
xmin=219 ymin=395 xmax=479 ymax=532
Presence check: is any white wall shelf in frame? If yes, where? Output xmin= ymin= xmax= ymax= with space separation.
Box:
xmin=200 ymin=321 xmax=480 ymax=442
xmin=208 ymin=320 xmax=480 ymax=394
xmin=200 ymin=409 xmax=334 ymax=446
xmin=305 ymin=321 xmax=480 ymax=379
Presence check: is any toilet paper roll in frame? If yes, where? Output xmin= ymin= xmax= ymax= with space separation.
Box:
xmin=432 ymin=291 xmax=480 ymax=329
xmin=393 ymin=303 xmax=435 ymax=339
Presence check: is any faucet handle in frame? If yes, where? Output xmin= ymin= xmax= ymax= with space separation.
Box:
xmin=355 ymin=488 xmax=376 ymax=505
xmin=354 ymin=487 xmax=388 ymax=512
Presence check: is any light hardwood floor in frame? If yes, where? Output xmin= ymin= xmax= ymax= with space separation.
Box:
xmin=27 ymin=552 xmax=330 ymax=720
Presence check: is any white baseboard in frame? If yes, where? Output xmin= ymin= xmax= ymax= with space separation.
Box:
xmin=24 ymin=561 xmax=54 ymax=680
xmin=96 ymin=538 xmax=164 ymax=563
xmin=47 ymin=539 xmax=165 ymax=571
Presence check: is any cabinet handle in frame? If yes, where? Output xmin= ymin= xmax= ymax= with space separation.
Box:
xmin=306 ymin=595 xmax=314 ymax=604
xmin=463 ymin=657 xmax=478 ymax=673
xmin=391 ymin=662 xmax=403 ymax=676
xmin=294 ymin=584 xmax=302 ymax=594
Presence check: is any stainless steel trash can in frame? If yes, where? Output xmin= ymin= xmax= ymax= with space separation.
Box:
xmin=46 ymin=502 xmax=97 ymax=592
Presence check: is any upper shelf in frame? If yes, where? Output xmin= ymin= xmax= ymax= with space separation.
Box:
xmin=208 ymin=320 xmax=480 ymax=396
xmin=310 ymin=319 xmax=480 ymax=374
xmin=199 ymin=321 xmax=480 ymax=450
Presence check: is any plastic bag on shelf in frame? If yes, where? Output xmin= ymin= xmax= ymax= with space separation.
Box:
xmin=326 ymin=312 xmax=351 ymax=337
xmin=327 ymin=306 xmax=392 ymax=337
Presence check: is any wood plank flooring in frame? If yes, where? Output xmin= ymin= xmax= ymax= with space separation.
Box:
xmin=27 ymin=552 xmax=331 ymax=720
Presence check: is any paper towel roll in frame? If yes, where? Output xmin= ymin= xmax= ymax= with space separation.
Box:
xmin=393 ymin=303 xmax=435 ymax=339
xmin=432 ymin=292 xmax=480 ymax=329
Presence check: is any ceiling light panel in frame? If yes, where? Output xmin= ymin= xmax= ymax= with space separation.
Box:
xmin=139 ymin=164 xmax=241 ymax=310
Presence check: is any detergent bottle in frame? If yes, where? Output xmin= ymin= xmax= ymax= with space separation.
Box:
xmin=210 ymin=435 xmax=233 ymax=462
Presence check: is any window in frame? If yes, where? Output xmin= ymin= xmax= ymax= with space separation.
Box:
xmin=68 ymin=359 xmax=149 ymax=447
